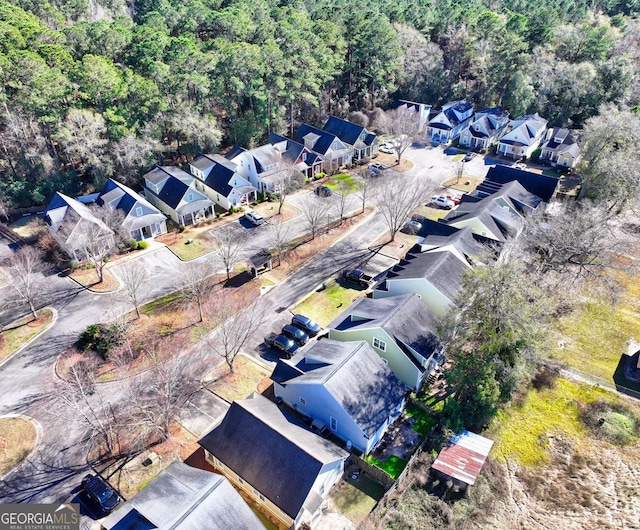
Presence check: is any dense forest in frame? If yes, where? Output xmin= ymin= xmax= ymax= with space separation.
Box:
xmin=1 ymin=0 xmax=639 ymax=207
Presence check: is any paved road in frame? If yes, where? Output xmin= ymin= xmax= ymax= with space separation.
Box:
xmin=0 ymin=144 xmax=493 ymax=511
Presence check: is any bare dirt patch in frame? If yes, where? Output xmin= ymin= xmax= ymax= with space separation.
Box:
xmin=0 ymin=417 xmax=37 ymax=477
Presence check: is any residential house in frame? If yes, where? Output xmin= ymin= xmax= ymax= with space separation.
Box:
xmin=143 ymin=165 xmax=215 ymax=226
xmin=327 ymin=294 xmax=442 ymax=390
xmin=426 ymin=100 xmax=474 ymax=145
xmin=443 ymin=180 xmax=544 ymax=242
xmin=459 ymin=107 xmax=509 ymax=151
xmin=415 ymin=220 xmax=491 ymax=260
xmin=189 ymin=153 xmax=257 ymax=210
xmin=373 ymin=248 xmax=473 ymax=319
xmin=297 ymin=124 xmax=352 ymax=172
xmin=44 ymin=192 xmax=115 ymax=261
xmin=96 ymin=179 xmax=167 ymax=242
xmin=101 ymin=461 xmax=266 ymax=530
xmin=539 ymin=127 xmax=580 ymax=168
xmin=496 ymin=113 xmax=548 ymax=159
xmin=271 ymin=339 xmax=407 ymax=454
xmin=483 ymin=165 xmax=560 ymax=202
xmin=268 ymin=133 xmax=324 ymax=180
xmin=397 ymin=100 xmax=432 ymax=131
xmin=199 ymin=393 xmax=348 ymax=530
xmin=322 ymin=116 xmax=378 ymax=161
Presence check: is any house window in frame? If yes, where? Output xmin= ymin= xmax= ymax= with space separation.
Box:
xmin=330 ymin=416 xmax=337 ymax=431
xmin=299 ymin=397 xmax=307 ymax=406
xmin=187 ymin=192 xmax=194 ymax=201
xmin=302 ymin=152 xmax=307 ymax=161
xmin=135 ymin=206 xmax=143 ymax=216
xmin=332 ymin=141 xmax=337 ymax=150
xmin=253 ymin=488 xmax=265 ymax=502
xmin=381 ymin=358 xmax=388 ymax=365
xmin=373 ymin=337 xmax=387 ymax=352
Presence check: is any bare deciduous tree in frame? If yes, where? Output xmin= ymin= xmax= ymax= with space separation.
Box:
xmin=57 ymin=108 xmax=110 ymax=179
xmin=355 ymin=170 xmax=373 ymax=214
xmin=271 ymin=165 xmax=306 ymax=215
xmin=2 ymin=246 xmax=45 ymax=321
xmin=266 ymin=219 xmax=293 ymax=266
xmin=204 ymin=293 xmax=269 ymax=372
xmin=118 ymin=261 xmax=148 ymax=319
xmin=302 ymin=197 xmax=331 ymax=239
xmin=178 ymin=261 xmax=213 ymax=323
xmin=374 ymin=175 xmax=433 ymax=241
xmin=375 ymin=106 xmax=423 ymax=164
xmin=212 ymin=230 xmax=246 ymax=281
xmin=334 ymin=180 xmax=352 ymax=224
xmin=113 ymin=133 xmax=162 ymax=185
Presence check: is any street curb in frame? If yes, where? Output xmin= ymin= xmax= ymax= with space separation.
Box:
xmin=0 ymin=308 xmax=58 ymax=370
xmin=0 ymin=414 xmax=44 ymax=482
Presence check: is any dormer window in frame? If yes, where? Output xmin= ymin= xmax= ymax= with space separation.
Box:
xmin=332 ymin=141 xmax=338 ymax=150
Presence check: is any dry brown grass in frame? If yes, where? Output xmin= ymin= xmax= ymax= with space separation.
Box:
xmin=0 ymin=417 xmax=37 ymax=477
xmin=69 ymin=267 xmax=119 ymax=292
xmin=208 ymin=355 xmax=272 ymax=402
xmin=0 ymin=309 xmax=54 ymax=363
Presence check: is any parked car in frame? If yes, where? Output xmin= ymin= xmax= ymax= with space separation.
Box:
xmin=429 ymin=196 xmax=455 ymax=209
xmin=411 ymin=214 xmax=428 ymax=224
xmin=281 ymin=324 xmax=309 ymax=345
xmin=379 ymin=143 xmax=395 ymax=154
xmin=341 ymin=269 xmax=374 ymax=288
xmin=446 ymin=194 xmax=461 ymax=205
xmin=81 ymin=474 xmax=120 ymax=514
xmin=400 ymin=220 xmax=422 ymax=235
xmin=515 ymin=162 xmax=527 ymax=170
xmin=244 ymin=209 xmax=264 ymax=226
xmin=264 ymin=332 xmax=299 ymax=357
xmin=463 ymin=152 xmax=474 ymax=162
xmin=314 ymin=185 xmax=332 ymax=197
xmin=291 ymin=314 xmax=322 ymax=337
xmin=368 ymin=162 xmax=386 ymax=176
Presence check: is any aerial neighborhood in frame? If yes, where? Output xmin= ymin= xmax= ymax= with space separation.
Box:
xmin=2 ymin=2 xmax=640 ymax=529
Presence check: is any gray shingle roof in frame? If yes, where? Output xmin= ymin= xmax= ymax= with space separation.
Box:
xmin=323 ymin=116 xmax=374 ymax=147
xmin=383 ymin=250 xmax=471 ymax=302
xmin=483 ymin=165 xmax=559 ymax=202
xmin=417 ymin=224 xmax=489 ymax=262
xmin=328 ymin=294 xmax=441 ymax=362
xmin=198 ymin=393 xmax=347 ymax=520
xmin=97 ymin=179 xmax=165 ymax=232
xmin=273 ymin=340 xmax=407 ymax=438
xmin=102 ymin=461 xmax=265 ymax=530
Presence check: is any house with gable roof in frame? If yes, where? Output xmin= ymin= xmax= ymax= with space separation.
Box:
xmin=268 ymin=133 xmax=324 ymax=181
xmin=96 ymin=178 xmax=167 ymax=242
xmin=426 ymin=100 xmax=474 ymax=144
xmin=496 ymin=113 xmax=548 ymax=159
xmin=271 ymin=339 xmax=407 ymax=455
xmin=188 ymin=153 xmax=257 ymax=210
xmin=101 ymin=461 xmax=266 ymax=530
xmin=539 ymin=127 xmax=581 ymax=168
xmin=199 ymin=392 xmax=348 ymax=530
xmin=297 ymin=123 xmax=352 ymax=171
xmin=482 ymin=165 xmax=560 ymax=203
xmin=44 ymin=192 xmax=115 ymax=261
xmin=397 ymin=100 xmax=432 ymax=131
xmin=143 ymin=165 xmax=215 ymax=225
xmin=459 ymin=107 xmax=509 ymax=151
xmin=328 ymin=294 xmax=442 ymax=390
xmin=322 ymin=116 xmax=378 ymax=161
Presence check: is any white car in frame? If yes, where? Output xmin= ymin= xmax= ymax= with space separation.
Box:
xmin=244 ymin=209 xmax=264 ymax=225
xmin=379 ymin=143 xmax=395 ymax=154
xmin=429 ymin=196 xmax=455 ymax=209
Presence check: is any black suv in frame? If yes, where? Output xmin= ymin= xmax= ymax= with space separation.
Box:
xmin=314 ymin=185 xmax=332 ymax=197
xmin=81 ymin=474 xmax=120 ymax=514
xmin=291 ymin=314 xmax=322 ymax=337
xmin=281 ymin=324 xmax=309 ymax=345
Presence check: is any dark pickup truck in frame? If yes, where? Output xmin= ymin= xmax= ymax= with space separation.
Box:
xmin=264 ymin=332 xmax=299 ymax=358
xmin=341 ymin=269 xmax=374 ymax=288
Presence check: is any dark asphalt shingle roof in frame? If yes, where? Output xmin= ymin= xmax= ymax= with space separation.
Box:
xmin=198 ymin=393 xmax=347 ymax=520
xmin=383 ymin=251 xmax=471 ymax=302
xmin=191 ymin=154 xmax=238 ymax=197
xmin=418 ymin=224 xmax=489 ymax=261
xmin=328 ymin=294 xmax=441 ymax=363
xmin=484 ymin=165 xmax=559 ymax=202
xmin=273 ymin=340 xmax=407 ymax=438
xmin=102 ymin=461 xmax=265 ymax=530
xmin=323 ymin=116 xmax=374 ymax=147
xmin=298 ymin=124 xmax=342 ymax=155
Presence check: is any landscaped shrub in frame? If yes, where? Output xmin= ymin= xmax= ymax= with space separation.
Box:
xmin=178 ymin=225 xmax=186 ymax=232
xmin=137 ymin=240 xmax=148 ymax=250
xmin=78 ymin=323 xmax=126 ymax=360
xmin=127 ymin=238 xmax=138 ymax=250
xmin=580 ymin=399 xmax=639 ymax=444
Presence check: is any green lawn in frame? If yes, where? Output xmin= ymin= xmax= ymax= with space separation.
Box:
xmin=330 ymin=474 xmax=386 ymax=524
xmin=167 ymin=232 xmax=218 ymax=260
xmin=550 ymin=273 xmax=640 ymax=382
xmin=364 ymin=454 xmax=407 ymax=480
xmin=412 ymin=205 xmax=449 ymax=221
xmin=404 ymin=401 xmax=437 ymax=438
xmin=292 ymin=279 xmax=365 ymax=327
xmin=324 ymin=173 xmax=359 ymax=194
xmin=487 ymin=378 xmax=611 ymax=466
